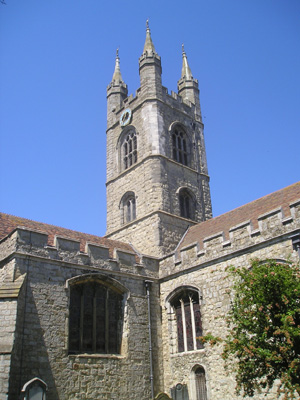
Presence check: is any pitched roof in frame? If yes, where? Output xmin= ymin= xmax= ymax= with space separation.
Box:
xmin=0 ymin=213 xmax=135 ymax=258
xmin=179 ymin=182 xmax=300 ymax=251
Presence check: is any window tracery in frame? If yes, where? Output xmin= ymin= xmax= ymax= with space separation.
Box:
xmin=172 ymin=126 xmax=189 ymax=166
xmin=123 ymin=130 xmax=137 ymax=170
xmin=169 ymin=288 xmax=203 ymax=353
xmin=68 ymin=279 xmax=123 ymax=354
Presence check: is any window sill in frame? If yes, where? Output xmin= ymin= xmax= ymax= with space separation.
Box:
xmin=69 ymin=353 xmax=125 ymax=360
xmin=171 ymin=348 xmax=205 ymax=358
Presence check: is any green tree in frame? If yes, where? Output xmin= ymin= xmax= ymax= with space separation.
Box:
xmin=223 ymin=259 xmax=300 ymax=399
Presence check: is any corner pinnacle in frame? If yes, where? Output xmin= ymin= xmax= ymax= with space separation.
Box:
xmin=181 ymin=43 xmax=193 ymax=80
xmin=111 ymin=48 xmax=123 ymax=84
xmin=143 ymin=19 xmax=156 ymax=55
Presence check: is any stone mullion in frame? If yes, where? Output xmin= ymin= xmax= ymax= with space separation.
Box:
xmin=190 ymin=296 xmax=197 ymax=350
xmin=180 ymin=299 xmax=187 ymax=352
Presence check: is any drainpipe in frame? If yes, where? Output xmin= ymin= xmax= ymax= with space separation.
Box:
xmin=145 ymin=280 xmax=154 ymax=399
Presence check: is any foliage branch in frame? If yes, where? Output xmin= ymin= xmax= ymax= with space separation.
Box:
xmin=202 ymin=259 xmax=300 ymax=399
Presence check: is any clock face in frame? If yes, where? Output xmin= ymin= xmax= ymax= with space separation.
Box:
xmin=120 ymin=108 xmax=132 ymax=127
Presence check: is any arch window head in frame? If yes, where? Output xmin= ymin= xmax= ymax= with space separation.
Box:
xmin=123 ymin=130 xmax=137 ymax=170
xmin=121 ymin=192 xmax=136 ymax=225
xmin=172 ymin=126 xmax=189 ymax=166
xmin=169 ymin=287 xmax=203 ymax=353
xmin=68 ymin=278 xmax=124 ymax=354
xmin=194 ymin=366 xmax=208 ymax=400
xmin=179 ymin=188 xmax=195 ymax=220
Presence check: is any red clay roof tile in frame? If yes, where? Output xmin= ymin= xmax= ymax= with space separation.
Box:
xmin=0 ymin=213 xmax=135 ymax=258
xmin=179 ymin=182 xmax=300 ymax=251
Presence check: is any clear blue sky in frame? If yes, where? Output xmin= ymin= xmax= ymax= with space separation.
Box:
xmin=0 ymin=0 xmax=299 ymax=237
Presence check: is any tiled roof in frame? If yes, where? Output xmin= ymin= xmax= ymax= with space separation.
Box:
xmin=0 ymin=213 xmax=135 ymax=258
xmin=179 ymin=182 xmax=300 ymax=251
xmin=1 ymin=182 xmax=299 ymax=259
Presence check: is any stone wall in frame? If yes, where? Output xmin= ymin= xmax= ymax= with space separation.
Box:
xmin=158 ymin=199 xmax=300 ymax=399
xmin=106 ymin=54 xmax=212 ymax=256
xmin=0 ymin=228 xmax=162 ymax=400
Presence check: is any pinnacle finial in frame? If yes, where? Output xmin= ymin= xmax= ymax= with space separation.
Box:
xmin=181 ymin=44 xmax=193 ymax=80
xmin=111 ymin=48 xmax=123 ymax=84
xmin=143 ymin=19 xmax=156 ymax=55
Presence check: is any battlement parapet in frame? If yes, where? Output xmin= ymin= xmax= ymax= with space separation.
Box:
xmin=111 ymin=84 xmax=197 ymax=122
xmin=0 ymin=227 xmax=159 ymax=278
xmin=159 ymin=200 xmax=300 ymax=277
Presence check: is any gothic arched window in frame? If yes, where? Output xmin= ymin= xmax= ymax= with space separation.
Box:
xmin=123 ymin=130 xmax=137 ymax=170
xmin=120 ymin=192 xmax=136 ymax=224
xmin=68 ymin=279 xmax=123 ymax=354
xmin=195 ymin=366 xmax=208 ymax=400
xmin=179 ymin=188 xmax=195 ymax=220
xmin=172 ymin=126 xmax=189 ymax=166
xmin=170 ymin=288 xmax=203 ymax=353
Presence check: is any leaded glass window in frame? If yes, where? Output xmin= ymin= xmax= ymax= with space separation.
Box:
xmin=69 ymin=281 xmax=123 ymax=354
xmin=123 ymin=131 xmax=137 ymax=170
xmin=121 ymin=192 xmax=136 ymax=225
xmin=172 ymin=127 xmax=188 ymax=166
xmin=179 ymin=189 xmax=195 ymax=220
xmin=171 ymin=289 xmax=203 ymax=353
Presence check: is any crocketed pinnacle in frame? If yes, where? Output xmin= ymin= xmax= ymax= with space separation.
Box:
xmin=143 ymin=19 xmax=156 ymax=55
xmin=111 ymin=48 xmax=123 ymax=84
xmin=181 ymin=44 xmax=193 ymax=80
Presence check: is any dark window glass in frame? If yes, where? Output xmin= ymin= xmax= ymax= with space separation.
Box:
xmin=171 ymin=289 xmax=203 ymax=353
xmin=124 ymin=195 xmax=136 ymax=224
xmin=69 ymin=281 xmax=123 ymax=354
xmin=194 ymin=303 xmax=203 ymax=350
xmin=185 ymin=301 xmax=193 ymax=351
xmin=123 ymin=131 xmax=137 ymax=170
xmin=175 ymin=306 xmax=184 ymax=353
xmin=179 ymin=190 xmax=193 ymax=220
xmin=172 ymin=128 xmax=188 ymax=166
xmin=195 ymin=367 xmax=207 ymax=400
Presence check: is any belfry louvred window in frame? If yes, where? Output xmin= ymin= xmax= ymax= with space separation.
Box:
xmin=172 ymin=127 xmax=188 ymax=166
xmin=69 ymin=281 xmax=123 ymax=354
xmin=123 ymin=131 xmax=137 ymax=169
xmin=179 ymin=188 xmax=195 ymax=220
xmin=171 ymin=289 xmax=203 ymax=353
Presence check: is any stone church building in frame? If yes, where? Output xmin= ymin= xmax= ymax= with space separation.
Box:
xmin=0 ymin=25 xmax=299 ymax=400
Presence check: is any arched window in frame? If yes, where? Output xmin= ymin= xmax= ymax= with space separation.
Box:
xmin=120 ymin=192 xmax=136 ymax=225
xmin=68 ymin=279 xmax=124 ymax=354
xmin=172 ymin=126 xmax=189 ymax=166
xmin=169 ymin=288 xmax=203 ymax=353
xmin=179 ymin=188 xmax=195 ymax=220
xmin=123 ymin=130 xmax=137 ymax=170
xmin=194 ymin=366 xmax=208 ymax=400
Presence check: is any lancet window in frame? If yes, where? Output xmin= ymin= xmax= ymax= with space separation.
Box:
xmin=195 ymin=366 xmax=208 ymax=400
xmin=120 ymin=192 xmax=136 ymax=224
xmin=179 ymin=188 xmax=195 ymax=220
xmin=123 ymin=131 xmax=137 ymax=170
xmin=172 ymin=126 xmax=189 ymax=166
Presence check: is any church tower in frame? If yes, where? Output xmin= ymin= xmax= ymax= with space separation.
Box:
xmin=105 ymin=23 xmax=212 ymax=257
